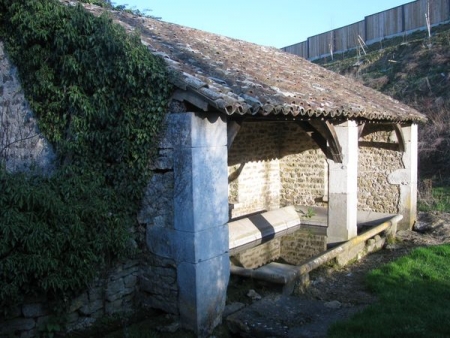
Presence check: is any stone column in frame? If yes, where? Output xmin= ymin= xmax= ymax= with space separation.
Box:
xmin=173 ymin=112 xmax=229 ymax=335
xmin=327 ymin=120 xmax=359 ymax=244
xmin=388 ymin=123 xmax=418 ymax=230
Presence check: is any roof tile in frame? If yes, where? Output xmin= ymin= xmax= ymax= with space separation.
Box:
xmin=70 ymin=1 xmax=426 ymax=123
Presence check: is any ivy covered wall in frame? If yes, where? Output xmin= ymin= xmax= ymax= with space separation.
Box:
xmin=0 ymin=0 xmax=172 ymax=317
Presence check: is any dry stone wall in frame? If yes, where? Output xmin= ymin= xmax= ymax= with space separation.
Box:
xmin=137 ymin=120 xmax=179 ymax=315
xmin=280 ymin=230 xmax=327 ymax=265
xmin=232 ymin=240 xmax=282 ymax=269
xmin=139 ymin=253 xmax=178 ymax=315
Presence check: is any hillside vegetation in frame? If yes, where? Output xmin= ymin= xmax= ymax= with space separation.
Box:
xmin=315 ymin=23 xmax=450 ymax=187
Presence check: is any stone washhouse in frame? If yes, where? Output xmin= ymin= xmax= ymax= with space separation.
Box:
xmin=3 ymin=1 xmax=426 ymax=336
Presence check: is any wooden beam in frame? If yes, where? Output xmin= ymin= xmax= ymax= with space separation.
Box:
xmin=359 ymin=141 xmax=401 ymax=151
xmin=393 ymin=123 xmax=406 ymax=152
xmin=172 ymin=89 xmax=209 ymax=111
xmin=227 ymin=119 xmax=242 ymax=150
xmin=305 ymin=120 xmax=343 ymax=163
xmin=358 ymin=122 xmax=366 ymax=139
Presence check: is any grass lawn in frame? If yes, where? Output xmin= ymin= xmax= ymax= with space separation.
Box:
xmin=328 ymin=244 xmax=450 ymax=337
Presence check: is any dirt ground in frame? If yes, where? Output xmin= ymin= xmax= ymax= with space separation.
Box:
xmin=96 ymin=212 xmax=450 ymax=338
xmin=303 ymin=211 xmax=450 ymax=304
xmin=222 ymin=211 xmax=450 ymax=337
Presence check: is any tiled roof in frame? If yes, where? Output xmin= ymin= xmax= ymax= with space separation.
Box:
xmin=70 ymin=1 xmax=426 ymax=123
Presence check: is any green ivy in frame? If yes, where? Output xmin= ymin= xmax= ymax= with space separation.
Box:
xmin=0 ymin=168 xmax=132 ymax=309
xmin=0 ymin=0 xmax=171 ymax=311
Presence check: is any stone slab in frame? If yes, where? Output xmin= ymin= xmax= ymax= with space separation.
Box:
xmin=252 ymin=262 xmax=300 ymax=284
xmin=173 ymin=146 xmax=228 ymax=232
xmin=229 ymin=206 xmax=301 ymax=250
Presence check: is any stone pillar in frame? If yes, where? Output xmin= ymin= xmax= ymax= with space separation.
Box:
xmin=173 ymin=112 xmax=229 ymax=335
xmin=327 ymin=120 xmax=359 ymax=244
xmin=388 ymin=123 xmax=418 ymax=230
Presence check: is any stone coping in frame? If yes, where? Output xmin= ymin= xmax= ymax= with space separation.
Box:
xmin=228 ymin=206 xmax=301 ymax=253
xmin=295 ymin=205 xmax=401 ymax=230
xmin=228 ymin=206 xmax=401 ymax=254
xmin=230 ymin=212 xmax=403 ymax=291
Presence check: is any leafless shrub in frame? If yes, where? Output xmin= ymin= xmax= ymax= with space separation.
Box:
xmin=418 ymin=102 xmax=450 ymax=179
xmin=364 ymin=75 xmax=389 ymax=90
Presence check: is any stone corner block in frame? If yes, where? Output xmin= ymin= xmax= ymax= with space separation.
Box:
xmin=178 ymin=254 xmax=229 ymax=335
xmin=160 ymin=112 xmax=227 ymax=148
xmin=174 ymin=146 xmax=228 ymax=232
xmin=174 ymin=224 xmax=229 ymax=263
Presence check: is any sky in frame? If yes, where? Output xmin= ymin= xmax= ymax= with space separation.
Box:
xmin=119 ymin=0 xmax=411 ymax=48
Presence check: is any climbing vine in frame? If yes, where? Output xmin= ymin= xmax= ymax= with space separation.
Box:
xmin=0 ymin=0 xmax=171 ymax=311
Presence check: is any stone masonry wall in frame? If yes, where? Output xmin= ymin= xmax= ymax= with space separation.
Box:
xmin=279 ymin=124 xmax=327 ymax=207
xmin=231 ymin=230 xmax=327 ymax=269
xmin=358 ymin=129 xmax=403 ymax=214
xmin=139 ymin=253 xmax=178 ymax=315
xmin=280 ymin=230 xmax=327 ymax=266
xmin=228 ymin=122 xmax=328 ymax=218
xmin=0 ymin=43 xmax=178 ymax=336
xmin=228 ymin=122 xmax=282 ymax=218
xmin=0 ymin=42 xmax=55 ymax=173
xmin=0 ymin=260 xmax=140 ymax=337
xmin=232 ymin=240 xmax=282 ymax=269
xmin=137 ymin=119 xmax=178 ymax=315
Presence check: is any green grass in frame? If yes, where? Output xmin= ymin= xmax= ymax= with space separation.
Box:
xmin=328 ymin=244 xmax=450 ymax=337
xmin=419 ymin=186 xmax=450 ymax=212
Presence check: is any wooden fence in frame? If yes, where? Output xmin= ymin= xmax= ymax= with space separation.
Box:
xmin=282 ymin=0 xmax=450 ymax=60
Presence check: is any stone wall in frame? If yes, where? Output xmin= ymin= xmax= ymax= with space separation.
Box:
xmin=279 ymin=124 xmax=327 ymax=207
xmin=0 ymin=43 xmax=178 ymax=336
xmin=139 ymin=253 xmax=178 ymax=315
xmin=137 ymin=118 xmax=179 ymax=315
xmin=0 ymin=42 xmax=55 ymax=174
xmin=228 ymin=122 xmax=282 ymax=218
xmin=231 ymin=229 xmax=327 ymax=269
xmin=358 ymin=128 xmax=403 ymax=214
xmin=232 ymin=240 xmax=282 ymax=269
xmin=228 ymin=122 xmax=328 ymax=218
xmin=280 ymin=230 xmax=327 ymax=265
xmin=0 ymin=260 xmax=140 ymax=337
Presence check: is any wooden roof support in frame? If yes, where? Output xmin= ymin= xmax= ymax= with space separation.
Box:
xmin=299 ymin=120 xmax=343 ymax=163
xmin=172 ymin=89 xmax=209 ymax=112
xmin=358 ymin=122 xmax=366 ymax=139
xmin=393 ymin=123 xmax=406 ymax=152
xmin=358 ymin=122 xmax=406 ymax=152
xmin=227 ymin=119 xmax=242 ymax=150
